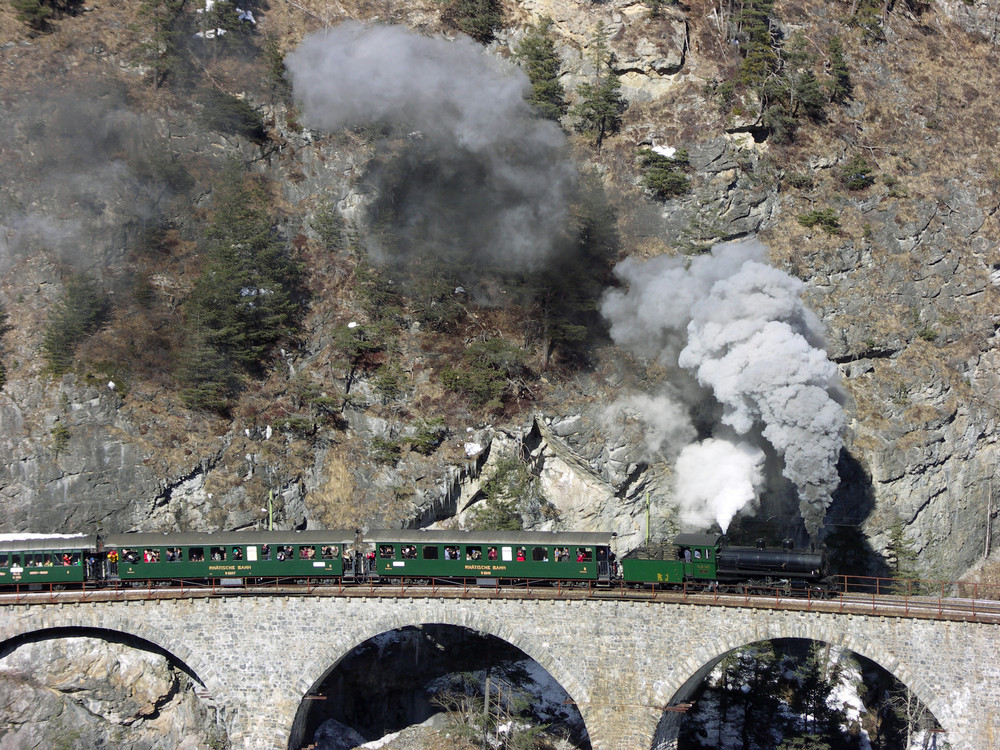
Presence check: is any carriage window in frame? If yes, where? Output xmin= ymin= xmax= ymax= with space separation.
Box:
xmin=501 ymin=546 xmax=513 ymax=562
xmin=423 ymin=546 xmax=439 ymax=560
xmin=379 ymin=545 xmax=395 ymax=559
xmin=165 ymin=547 xmax=182 ymax=562
xmin=231 ymin=546 xmax=244 ymax=561
xmin=487 ymin=546 xmax=497 ymax=560
xmin=465 ymin=546 xmax=482 ymax=561
xmin=401 ymin=545 xmax=417 ymax=559
xmin=576 ymin=548 xmax=592 ymax=562
xmin=705 ymin=549 xmax=712 ymax=559
xmin=189 ymin=548 xmax=205 ymax=562
xmin=0 ymin=554 xmax=7 ymax=566
xmin=247 ymin=546 xmax=258 ymax=562
xmin=59 ymin=552 xmax=73 ymax=566
xmin=444 ymin=546 xmax=460 ymax=560
xmin=555 ymin=547 xmax=571 ymax=562
xmin=8 ymin=555 xmax=19 ymax=567
xmin=210 ymin=547 xmax=226 ymax=561
xmin=42 ymin=554 xmax=54 ymax=566
xmin=277 ymin=545 xmax=293 ymax=561
xmin=694 ymin=549 xmax=701 ymax=559
xmin=532 ymin=547 xmax=549 ymax=562
xmin=143 ymin=549 xmax=161 ymax=563
xmin=515 ymin=547 xmax=526 ymax=561
xmin=298 ymin=546 xmax=314 ymax=560
xmin=261 ymin=545 xmax=270 ymax=561
xmin=321 ymin=545 xmax=339 ymax=559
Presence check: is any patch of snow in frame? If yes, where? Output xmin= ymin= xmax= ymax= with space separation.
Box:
xmin=464 ymin=442 xmax=482 ymax=457
xmin=652 ymin=144 xmax=677 ymax=158
xmin=359 ymin=730 xmax=400 ymax=749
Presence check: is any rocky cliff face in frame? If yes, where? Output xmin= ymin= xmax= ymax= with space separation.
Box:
xmin=0 ymin=0 xmax=998 ymax=583
xmin=0 ymin=636 xmax=226 ymax=749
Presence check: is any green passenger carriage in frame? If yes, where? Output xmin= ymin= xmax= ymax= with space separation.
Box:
xmin=369 ymin=529 xmax=614 ymax=584
xmin=103 ymin=531 xmax=356 ymax=584
xmin=0 ymin=535 xmax=95 ymax=587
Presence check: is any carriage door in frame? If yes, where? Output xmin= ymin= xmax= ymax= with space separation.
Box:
xmin=596 ymin=547 xmax=610 ymax=582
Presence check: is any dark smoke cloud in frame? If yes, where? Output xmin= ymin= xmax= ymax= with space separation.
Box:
xmin=0 ymin=88 xmax=176 ymax=280
xmin=284 ymin=23 xmax=577 ymax=271
xmin=601 ymin=239 xmax=846 ymax=537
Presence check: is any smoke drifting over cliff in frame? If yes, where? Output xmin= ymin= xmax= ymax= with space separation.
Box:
xmin=285 ymin=23 xmax=576 ymax=272
xmin=0 ymin=90 xmax=175 ymax=279
xmin=601 ymin=239 xmax=845 ymax=537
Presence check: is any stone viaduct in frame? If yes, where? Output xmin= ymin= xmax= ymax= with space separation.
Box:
xmin=0 ymin=593 xmax=997 ymax=749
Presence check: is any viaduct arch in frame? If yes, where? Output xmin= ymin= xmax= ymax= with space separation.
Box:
xmin=0 ymin=595 xmax=994 ymax=749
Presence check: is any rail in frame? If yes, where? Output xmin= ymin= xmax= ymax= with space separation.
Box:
xmin=2 ymin=574 xmax=1000 ymax=624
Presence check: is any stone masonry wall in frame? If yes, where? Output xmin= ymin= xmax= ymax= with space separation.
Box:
xmin=0 ymin=596 xmax=995 ymax=749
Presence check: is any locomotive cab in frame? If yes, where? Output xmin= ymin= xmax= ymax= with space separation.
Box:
xmin=673 ymin=533 xmax=722 ymax=581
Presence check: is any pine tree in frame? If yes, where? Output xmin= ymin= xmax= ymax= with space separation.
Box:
xmin=716 ymin=643 xmax=783 ymax=748
xmin=184 ymin=166 xmax=302 ymax=375
xmin=312 ymin=199 xmax=347 ymax=253
xmin=135 ymin=0 xmax=191 ymax=89
xmin=793 ymin=70 xmax=826 ymax=121
xmin=572 ymin=22 xmax=627 ymax=152
xmin=514 ymin=17 xmax=567 ymax=121
xmin=443 ymin=0 xmax=503 ymax=44
xmin=11 ymin=0 xmax=53 ymax=31
xmin=638 ymin=147 xmax=691 ymax=200
xmin=177 ymin=329 xmax=239 ymax=413
xmin=789 ymin=643 xmax=847 ymax=741
xmin=826 ymin=36 xmax=852 ymax=102
xmin=11 ymin=0 xmax=82 ymax=31
xmin=885 ymin=517 xmax=921 ymax=594
xmin=41 ymin=274 xmax=111 ymax=375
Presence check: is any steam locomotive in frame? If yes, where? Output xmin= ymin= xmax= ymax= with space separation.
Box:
xmin=0 ymin=529 xmax=837 ymax=596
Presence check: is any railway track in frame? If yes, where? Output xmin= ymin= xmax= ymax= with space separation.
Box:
xmin=2 ymin=580 xmax=999 ymax=624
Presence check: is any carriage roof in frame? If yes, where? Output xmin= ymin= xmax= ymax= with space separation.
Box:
xmin=369 ymin=529 xmax=612 ymax=546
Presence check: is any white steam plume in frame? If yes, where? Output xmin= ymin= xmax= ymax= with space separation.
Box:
xmin=601 ymin=238 xmax=845 ymax=537
xmin=675 ymin=439 xmax=765 ymax=531
xmin=285 ymin=23 xmax=576 ymax=271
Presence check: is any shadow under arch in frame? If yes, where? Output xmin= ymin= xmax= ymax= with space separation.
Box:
xmin=651 ymin=633 xmax=945 ymax=749
xmin=288 ymin=615 xmax=593 ymax=750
